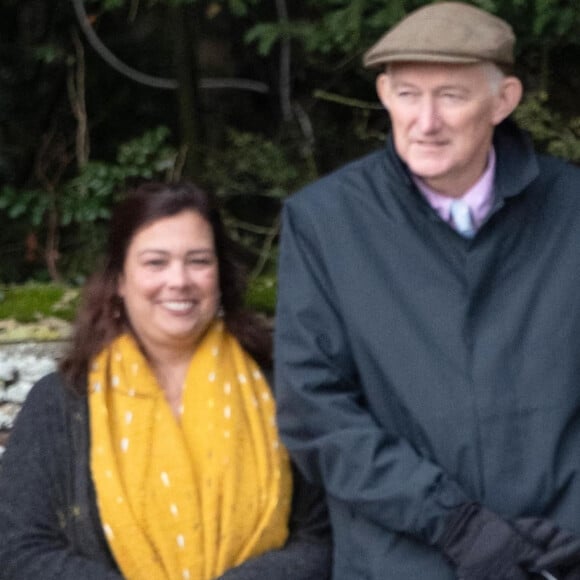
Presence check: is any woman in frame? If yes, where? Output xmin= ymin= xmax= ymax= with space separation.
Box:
xmin=0 ymin=181 xmax=331 ymax=580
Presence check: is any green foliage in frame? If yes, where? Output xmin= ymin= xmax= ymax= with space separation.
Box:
xmin=116 ymin=126 xmax=177 ymax=175
xmin=101 ymin=0 xmax=126 ymax=9
xmin=97 ymin=0 xmax=260 ymax=16
xmin=98 ymin=0 xmax=160 ymax=10
xmin=0 ymin=126 xmax=176 ymax=228
xmin=246 ymin=0 xmax=406 ymax=58
xmin=245 ymin=274 xmax=277 ymax=316
xmin=0 ymin=188 xmax=48 ymax=223
xmin=32 ymin=44 xmax=67 ymax=65
xmin=306 ymin=0 xmax=365 ymax=54
xmin=203 ymin=128 xmax=314 ymax=273
xmin=514 ymin=92 xmax=580 ymax=163
xmin=527 ymin=0 xmax=577 ymax=39
xmin=245 ymin=22 xmax=291 ymax=57
xmin=227 ymin=0 xmax=260 ymax=17
xmin=0 ymin=127 xmax=177 ymax=282
xmin=205 ymin=129 xmax=303 ymax=199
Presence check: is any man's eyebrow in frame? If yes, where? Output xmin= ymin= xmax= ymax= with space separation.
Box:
xmin=437 ymin=84 xmax=470 ymax=92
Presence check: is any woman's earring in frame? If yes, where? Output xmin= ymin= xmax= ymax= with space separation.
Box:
xmin=113 ymin=297 xmax=123 ymax=320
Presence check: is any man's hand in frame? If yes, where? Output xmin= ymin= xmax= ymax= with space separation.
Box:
xmin=513 ymin=517 xmax=580 ymax=580
xmin=437 ymin=503 xmax=542 ymax=580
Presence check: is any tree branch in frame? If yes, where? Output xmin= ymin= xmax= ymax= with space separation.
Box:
xmin=67 ymin=29 xmax=90 ymax=169
xmin=275 ymin=0 xmax=292 ymax=121
xmin=71 ymin=0 xmax=270 ymax=94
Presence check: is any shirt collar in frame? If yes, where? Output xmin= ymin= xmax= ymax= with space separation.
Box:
xmin=413 ymin=148 xmax=496 ymax=228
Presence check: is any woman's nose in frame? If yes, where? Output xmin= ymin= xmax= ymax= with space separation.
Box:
xmin=167 ymin=262 xmax=188 ymax=287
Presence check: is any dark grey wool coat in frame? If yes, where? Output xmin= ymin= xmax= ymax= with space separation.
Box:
xmin=0 ymin=373 xmax=332 ymax=580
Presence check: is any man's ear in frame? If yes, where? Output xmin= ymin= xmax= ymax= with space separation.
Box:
xmin=375 ymin=73 xmax=391 ymax=111
xmin=492 ymin=76 xmax=523 ymax=125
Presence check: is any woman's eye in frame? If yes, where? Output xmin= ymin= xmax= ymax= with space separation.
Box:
xmin=145 ymin=259 xmax=166 ymax=268
xmin=188 ymin=257 xmax=212 ymax=266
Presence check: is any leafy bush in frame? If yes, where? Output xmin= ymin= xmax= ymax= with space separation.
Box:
xmin=514 ymin=92 xmax=580 ymax=163
xmin=0 ymin=127 xmax=177 ymax=283
xmin=204 ymin=129 xmax=314 ymax=276
xmin=245 ymin=274 xmax=277 ymax=316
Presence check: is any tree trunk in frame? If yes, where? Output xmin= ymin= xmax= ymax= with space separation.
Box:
xmin=170 ymin=3 xmax=205 ymax=178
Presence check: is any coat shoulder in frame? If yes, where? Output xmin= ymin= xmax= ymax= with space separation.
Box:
xmin=288 ymin=149 xmax=388 ymax=210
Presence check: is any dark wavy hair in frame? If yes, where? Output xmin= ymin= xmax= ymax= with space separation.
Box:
xmin=60 ymin=181 xmax=272 ymax=393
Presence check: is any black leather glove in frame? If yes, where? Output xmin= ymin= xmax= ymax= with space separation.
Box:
xmin=437 ymin=503 xmax=542 ymax=580
xmin=513 ymin=517 xmax=580 ymax=580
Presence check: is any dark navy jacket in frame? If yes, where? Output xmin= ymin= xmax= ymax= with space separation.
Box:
xmin=274 ymin=120 xmax=580 ymax=579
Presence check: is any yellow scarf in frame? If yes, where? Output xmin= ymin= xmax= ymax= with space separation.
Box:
xmin=89 ymin=320 xmax=292 ymax=580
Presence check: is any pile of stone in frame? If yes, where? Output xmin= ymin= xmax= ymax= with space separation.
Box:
xmin=0 ymin=342 xmax=65 ymax=458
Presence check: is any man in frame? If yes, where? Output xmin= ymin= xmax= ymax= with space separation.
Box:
xmin=274 ymin=2 xmax=580 ymax=579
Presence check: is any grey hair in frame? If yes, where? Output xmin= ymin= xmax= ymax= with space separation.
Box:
xmin=384 ymin=61 xmax=506 ymax=96
xmin=481 ymin=62 xmax=506 ymax=95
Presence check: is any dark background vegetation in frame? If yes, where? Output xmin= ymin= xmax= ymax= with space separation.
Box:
xmin=1 ymin=0 xmax=579 ymax=290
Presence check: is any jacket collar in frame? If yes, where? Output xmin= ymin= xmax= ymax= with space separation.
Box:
xmin=492 ymin=118 xmax=539 ymax=201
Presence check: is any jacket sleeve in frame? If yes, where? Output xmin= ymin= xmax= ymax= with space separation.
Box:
xmin=217 ymin=464 xmax=332 ymax=580
xmin=273 ymin=199 xmax=470 ymax=545
xmin=0 ymin=375 xmax=123 ymax=580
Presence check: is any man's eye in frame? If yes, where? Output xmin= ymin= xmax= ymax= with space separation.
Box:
xmin=441 ymin=92 xmax=463 ymax=101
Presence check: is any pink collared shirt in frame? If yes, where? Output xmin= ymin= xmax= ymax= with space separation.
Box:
xmin=413 ymin=148 xmax=496 ymax=231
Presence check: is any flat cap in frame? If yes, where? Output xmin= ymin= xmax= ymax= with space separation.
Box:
xmin=363 ymin=2 xmax=515 ymax=68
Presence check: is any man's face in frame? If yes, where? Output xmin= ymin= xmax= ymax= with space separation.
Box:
xmin=376 ymin=62 xmax=516 ymax=197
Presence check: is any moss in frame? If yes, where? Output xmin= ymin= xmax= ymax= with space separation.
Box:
xmin=0 ymin=284 xmax=80 ymax=323
xmin=0 ymin=277 xmax=275 ymax=325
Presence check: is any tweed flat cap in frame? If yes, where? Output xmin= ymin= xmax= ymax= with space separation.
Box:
xmin=363 ymin=2 xmax=515 ymax=68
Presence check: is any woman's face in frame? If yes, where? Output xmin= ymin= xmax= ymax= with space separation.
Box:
xmin=117 ymin=210 xmax=220 ymax=356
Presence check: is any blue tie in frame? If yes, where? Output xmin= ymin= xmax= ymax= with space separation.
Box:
xmin=450 ymin=200 xmax=476 ymax=238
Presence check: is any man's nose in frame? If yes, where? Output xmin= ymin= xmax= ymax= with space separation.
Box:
xmin=417 ymin=97 xmax=441 ymax=133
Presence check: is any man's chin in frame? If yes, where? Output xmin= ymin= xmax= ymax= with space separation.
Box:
xmin=408 ymin=163 xmax=448 ymax=183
